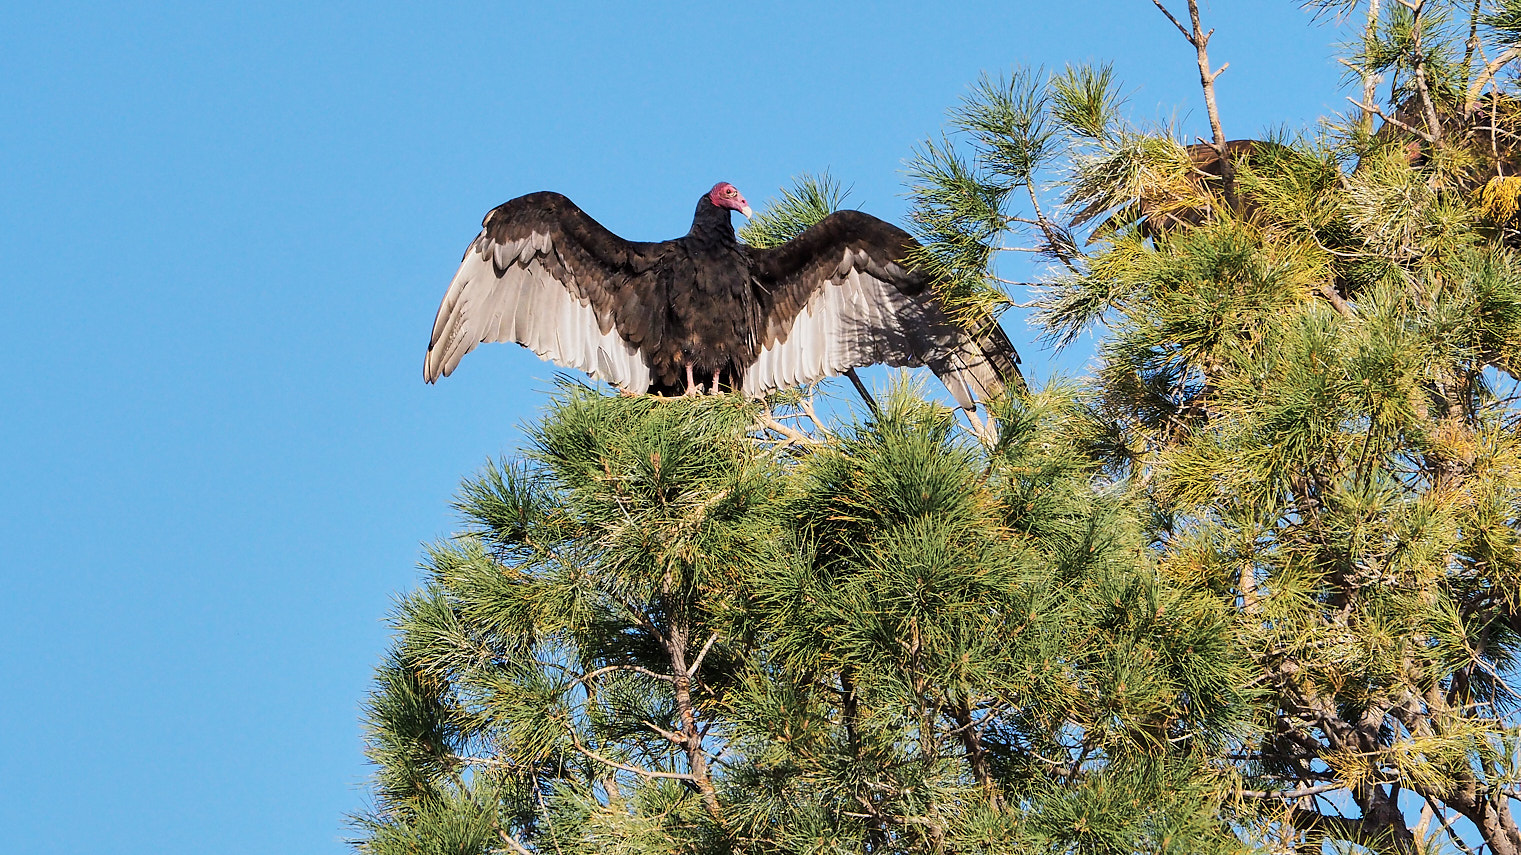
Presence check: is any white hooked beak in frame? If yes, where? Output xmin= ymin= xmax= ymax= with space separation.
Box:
xmin=739 ymin=204 xmax=753 ymax=219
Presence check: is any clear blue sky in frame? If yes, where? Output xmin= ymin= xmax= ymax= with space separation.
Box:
xmin=1 ymin=3 xmax=1350 ymax=852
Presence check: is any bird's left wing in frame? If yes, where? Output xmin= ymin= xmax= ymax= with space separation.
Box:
xmin=742 ymin=210 xmax=1022 ymax=409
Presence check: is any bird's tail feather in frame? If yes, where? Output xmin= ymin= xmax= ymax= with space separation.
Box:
xmin=927 ymin=317 xmax=1024 ymax=411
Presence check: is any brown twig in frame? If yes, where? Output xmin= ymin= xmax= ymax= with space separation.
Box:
xmin=642 ymin=719 xmax=688 ymax=745
xmin=1150 ymin=0 xmax=1191 ymax=39
xmin=497 ymin=830 xmax=534 ymax=855
xmin=1463 ymin=0 xmax=1482 ymax=92
xmin=1023 ymin=183 xmax=1083 ymax=273
xmin=1421 ymin=794 xmax=1480 ymax=855
xmin=1319 ymin=283 xmax=1357 ymax=319
xmin=573 ymin=663 xmax=677 ymax=688
xmin=799 ymin=396 xmax=834 ymax=438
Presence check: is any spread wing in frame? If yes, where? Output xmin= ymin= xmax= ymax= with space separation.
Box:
xmin=741 ymin=210 xmax=1022 ymax=409
xmin=425 ymin=191 xmax=667 ymax=390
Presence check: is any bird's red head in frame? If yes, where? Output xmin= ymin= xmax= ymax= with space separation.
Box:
xmin=708 ymin=182 xmax=753 ymax=219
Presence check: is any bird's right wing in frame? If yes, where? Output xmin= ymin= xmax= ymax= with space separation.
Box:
xmin=743 ymin=210 xmax=1022 ymax=409
xmin=425 ymin=191 xmax=666 ymax=390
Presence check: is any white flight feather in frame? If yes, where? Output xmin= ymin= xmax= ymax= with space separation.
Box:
xmin=426 ymin=230 xmax=650 ymax=390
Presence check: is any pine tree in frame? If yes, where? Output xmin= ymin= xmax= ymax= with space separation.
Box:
xmin=899 ymin=1 xmax=1521 ymax=852
xmin=356 ymin=3 xmax=1521 ymax=853
xmin=353 ymin=381 xmax=1254 ymax=854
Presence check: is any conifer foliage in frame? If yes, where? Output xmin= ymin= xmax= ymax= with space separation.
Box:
xmin=356 ymin=384 xmax=1250 ymax=853
xmin=359 ymin=2 xmax=1521 ymax=852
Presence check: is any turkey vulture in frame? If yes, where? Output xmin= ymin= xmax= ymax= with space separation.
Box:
xmin=425 ymin=182 xmax=1021 ymax=410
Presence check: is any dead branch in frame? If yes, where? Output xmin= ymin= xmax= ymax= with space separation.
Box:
xmin=574 ymin=663 xmax=677 ymax=688
xmin=567 ymin=729 xmax=697 ymax=781
xmin=1319 ymin=283 xmax=1357 ymax=318
xmin=1349 ymin=97 xmax=1439 ymax=143
xmin=1239 ymin=781 xmax=1350 ymax=799
xmin=758 ymin=411 xmax=820 ymax=445
xmin=497 ymin=830 xmax=534 ymax=855
xmin=688 ymin=631 xmax=721 ymax=676
xmin=1469 ymin=46 xmax=1521 ymax=113
xmin=1362 ymin=0 xmax=1382 ymax=133
xmin=1402 ymin=0 xmax=1444 ymax=142
xmin=799 ymin=396 xmax=833 ymax=438
xmin=1149 ymin=0 xmax=1234 ymax=207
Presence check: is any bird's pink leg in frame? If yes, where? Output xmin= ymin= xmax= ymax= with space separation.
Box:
xmin=684 ymin=362 xmax=698 ymax=396
xmin=710 ymin=370 xmax=721 ymax=395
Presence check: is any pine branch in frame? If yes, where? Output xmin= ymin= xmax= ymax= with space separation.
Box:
xmin=1319 ymin=282 xmax=1357 ymax=318
xmin=497 ymin=829 xmax=534 ymax=855
xmin=758 ymin=412 xmax=820 ymax=445
xmin=1421 ymin=795 xmax=1479 ymax=855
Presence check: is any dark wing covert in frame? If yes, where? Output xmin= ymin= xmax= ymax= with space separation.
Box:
xmin=425 ymin=191 xmax=666 ymax=390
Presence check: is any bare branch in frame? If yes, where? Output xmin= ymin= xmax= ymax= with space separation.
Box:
xmin=1185 ymin=0 xmax=1229 ymax=154
xmin=1404 ymin=0 xmax=1444 ymax=142
xmin=451 ymin=754 xmax=520 ymax=770
xmin=642 ymin=719 xmax=687 ymax=744
xmin=1421 ymin=795 xmax=1479 ymax=855
xmin=1469 ymin=46 xmax=1521 ymax=112
xmin=1349 ymin=97 xmax=1439 ymax=143
xmin=1150 ymin=0 xmax=1193 ymax=41
xmin=1239 ymin=781 xmax=1348 ymax=799
xmin=567 ymin=730 xmax=697 ymax=781
xmin=574 ymin=663 xmax=677 ymax=687
xmin=758 ymin=411 xmax=820 ymax=446
xmin=1362 ymin=0 xmax=1382 ymax=132
xmin=1148 ymin=0 xmax=1234 ymax=207
xmin=497 ymin=830 xmax=534 ymax=855
xmin=1319 ymin=283 xmax=1357 ymax=318
xmin=688 ymin=631 xmax=722 ymax=676
xmin=602 ymin=591 xmax=670 ymax=649
xmin=799 ymin=397 xmax=834 ymax=439
xmin=1238 ymin=561 xmax=1259 ymax=613
xmin=1024 ymin=183 xmax=1083 ymax=273
xmin=1463 ymin=0 xmax=1481 ymax=93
